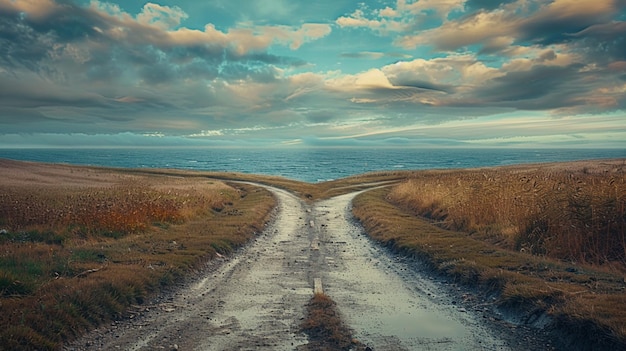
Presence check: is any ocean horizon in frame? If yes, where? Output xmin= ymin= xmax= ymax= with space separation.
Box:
xmin=0 ymin=147 xmax=624 ymax=183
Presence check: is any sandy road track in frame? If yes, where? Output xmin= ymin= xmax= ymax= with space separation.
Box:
xmin=67 ymin=184 xmax=546 ymax=351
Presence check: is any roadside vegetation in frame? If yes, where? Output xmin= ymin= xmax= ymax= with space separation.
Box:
xmin=300 ymin=293 xmax=366 ymax=351
xmin=352 ymin=159 xmax=626 ymax=350
xmin=2 ymin=157 xmax=625 ymax=350
xmin=0 ymin=160 xmax=275 ymax=350
xmin=124 ymin=166 xmax=407 ymax=202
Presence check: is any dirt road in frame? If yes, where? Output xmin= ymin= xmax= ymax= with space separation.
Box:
xmin=67 ymin=185 xmax=542 ymax=350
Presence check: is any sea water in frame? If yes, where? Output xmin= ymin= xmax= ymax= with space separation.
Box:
xmin=0 ymin=147 xmax=624 ymax=183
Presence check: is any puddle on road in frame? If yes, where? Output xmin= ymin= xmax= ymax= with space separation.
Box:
xmin=326 ymin=256 xmax=477 ymax=349
xmin=316 ymin=194 xmax=510 ymax=351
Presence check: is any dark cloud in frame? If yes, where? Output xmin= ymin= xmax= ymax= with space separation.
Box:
xmin=0 ymin=107 xmax=52 ymax=125
xmin=229 ymin=51 xmax=308 ymax=68
xmin=25 ymin=4 xmax=103 ymax=41
xmin=0 ymin=14 xmax=54 ymax=70
xmin=303 ymin=110 xmax=335 ymax=123
xmin=339 ymin=51 xmax=412 ymax=60
xmin=340 ymin=52 xmax=382 ymax=59
xmin=512 ymin=1 xmax=626 ymax=51
xmin=465 ymin=0 xmax=517 ymax=11
xmin=0 ymin=0 xmax=309 ymax=84
xmin=388 ymin=78 xmax=453 ymax=94
xmin=410 ymin=0 xmax=626 ymax=60
xmin=0 ymin=0 xmax=623 ymax=148
xmin=520 ymin=17 xmax=609 ymax=46
xmin=467 ymin=64 xmax=589 ymax=110
xmin=571 ymin=21 xmax=626 ymax=63
xmin=0 ymin=0 xmax=323 ymax=137
xmin=0 ymin=73 xmax=108 ymax=108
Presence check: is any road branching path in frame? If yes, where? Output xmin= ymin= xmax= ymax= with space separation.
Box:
xmin=68 ymin=184 xmax=513 ymax=351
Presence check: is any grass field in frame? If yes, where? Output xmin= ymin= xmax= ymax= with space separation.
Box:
xmin=1 ymin=158 xmax=625 ymax=350
xmin=0 ymin=159 xmax=276 ymax=350
xmin=388 ymin=161 xmax=626 ymax=266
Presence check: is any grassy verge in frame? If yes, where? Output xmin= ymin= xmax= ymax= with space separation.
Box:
xmin=120 ymin=167 xmax=407 ymax=202
xmin=352 ymin=161 xmax=626 ymax=350
xmin=388 ymin=161 xmax=626 ymax=266
xmin=0 ymin=161 xmax=275 ymax=350
xmin=300 ymin=293 xmax=366 ymax=351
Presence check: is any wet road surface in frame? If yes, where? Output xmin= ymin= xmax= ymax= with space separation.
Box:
xmin=67 ymin=184 xmax=519 ymax=350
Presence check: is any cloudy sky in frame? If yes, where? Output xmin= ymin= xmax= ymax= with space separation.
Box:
xmin=1 ymin=0 xmax=625 ymax=148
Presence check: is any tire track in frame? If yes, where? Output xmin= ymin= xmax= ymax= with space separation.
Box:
xmin=68 ymin=184 xmax=520 ymax=351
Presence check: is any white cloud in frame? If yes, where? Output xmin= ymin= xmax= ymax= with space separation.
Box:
xmin=1 ymin=0 xmax=624 ymax=149
xmin=395 ymin=0 xmax=623 ymax=51
xmin=378 ymin=6 xmax=398 ymax=18
xmin=84 ymin=1 xmax=332 ymax=55
xmin=397 ymin=8 xmax=517 ymax=50
xmin=335 ymin=6 xmax=407 ymax=33
xmin=355 ymin=69 xmax=394 ymax=88
xmin=136 ymin=3 xmax=188 ymax=30
xmin=532 ymin=0 xmax=618 ymax=22
xmin=397 ymin=0 xmax=465 ymax=18
xmin=275 ymin=23 xmax=332 ymax=50
xmin=188 ymin=130 xmax=224 ymax=137
xmin=336 ymin=0 xmax=466 ymax=36
xmin=336 ymin=9 xmax=383 ymax=29
xmin=382 ymin=55 xmax=502 ymax=89
xmin=165 ymin=23 xmax=331 ymax=54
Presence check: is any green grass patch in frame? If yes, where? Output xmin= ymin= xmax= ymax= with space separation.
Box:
xmin=0 ymin=230 xmax=65 ymax=245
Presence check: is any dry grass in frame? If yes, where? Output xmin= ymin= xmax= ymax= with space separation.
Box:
xmin=121 ymin=166 xmax=408 ymax=202
xmin=0 ymin=160 xmax=275 ymax=350
xmin=352 ymin=159 xmax=626 ymax=350
xmin=388 ymin=160 xmax=626 ymax=266
xmin=300 ymin=293 xmax=366 ymax=351
xmin=3 ymin=157 xmax=626 ymax=350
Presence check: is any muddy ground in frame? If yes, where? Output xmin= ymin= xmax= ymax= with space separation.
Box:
xmin=66 ymin=184 xmax=555 ymax=351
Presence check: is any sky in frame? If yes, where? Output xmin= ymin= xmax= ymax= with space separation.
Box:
xmin=0 ymin=0 xmax=625 ymax=148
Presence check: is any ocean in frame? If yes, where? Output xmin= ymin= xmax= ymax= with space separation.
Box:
xmin=0 ymin=148 xmax=624 ymax=183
